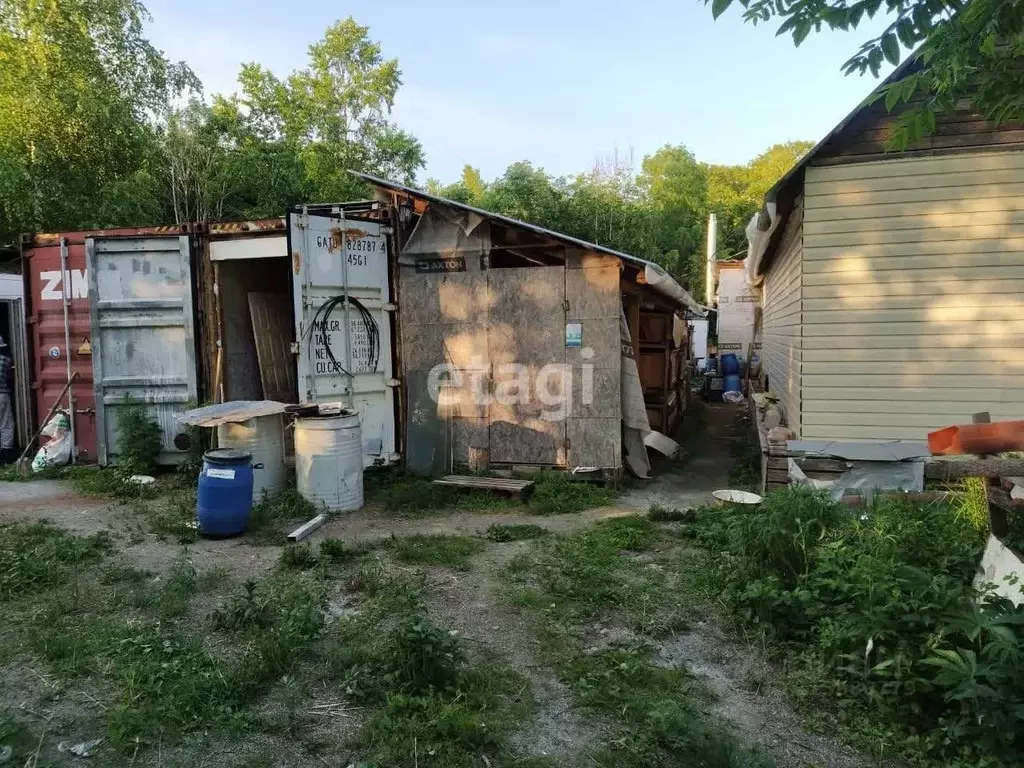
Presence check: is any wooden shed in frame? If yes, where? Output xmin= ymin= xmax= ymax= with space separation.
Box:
xmin=750 ymin=60 xmax=1024 ymax=444
xmin=353 ymin=173 xmax=704 ymax=475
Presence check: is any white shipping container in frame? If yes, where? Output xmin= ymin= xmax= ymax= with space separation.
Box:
xmin=288 ymin=212 xmax=397 ymax=467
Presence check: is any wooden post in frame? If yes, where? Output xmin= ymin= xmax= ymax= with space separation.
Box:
xmin=972 ymin=411 xmax=1008 ymax=537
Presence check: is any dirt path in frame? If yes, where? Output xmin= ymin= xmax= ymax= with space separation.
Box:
xmin=621 ymin=402 xmax=743 ymax=512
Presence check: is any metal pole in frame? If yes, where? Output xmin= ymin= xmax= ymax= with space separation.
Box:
xmin=339 ymin=209 xmax=354 ymax=410
xmin=59 ymin=238 xmax=76 ymax=462
xmin=705 ymin=213 xmax=718 ymax=308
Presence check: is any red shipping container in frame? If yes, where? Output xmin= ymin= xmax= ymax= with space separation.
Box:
xmin=22 ymin=225 xmax=189 ymax=462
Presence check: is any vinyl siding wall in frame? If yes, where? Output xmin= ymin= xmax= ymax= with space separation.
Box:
xmin=800 ymin=150 xmax=1024 ymax=441
xmin=761 ymin=202 xmax=804 ymax=434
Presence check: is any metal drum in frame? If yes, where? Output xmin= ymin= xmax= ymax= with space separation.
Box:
xmin=294 ymin=411 xmax=363 ymax=512
xmin=217 ymin=414 xmax=286 ymax=502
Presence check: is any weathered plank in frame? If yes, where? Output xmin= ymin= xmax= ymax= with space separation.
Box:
xmin=432 ymin=475 xmax=534 ymax=496
xmin=925 ymin=457 xmax=1024 ymax=481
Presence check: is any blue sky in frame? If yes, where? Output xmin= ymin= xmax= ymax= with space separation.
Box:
xmin=145 ymin=0 xmax=892 ymax=183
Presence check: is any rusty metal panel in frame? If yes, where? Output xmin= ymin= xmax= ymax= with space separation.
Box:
xmin=87 ymin=235 xmax=197 ymax=465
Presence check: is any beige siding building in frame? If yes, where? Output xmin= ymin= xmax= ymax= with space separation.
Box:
xmin=752 ymin=66 xmax=1024 ymax=444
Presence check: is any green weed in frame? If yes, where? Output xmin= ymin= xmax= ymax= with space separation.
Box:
xmin=278 ymin=544 xmax=320 ymax=571
xmin=505 ymin=516 xmax=677 ymax=632
xmin=365 ymin=471 xmax=519 ymax=516
xmin=115 ymin=395 xmax=164 ymax=475
xmin=527 ymin=471 xmax=616 ymax=515
xmin=0 ymin=523 xmax=110 ymax=600
xmin=388 ymin=534 xmax=485 ymax=570
xmin=365 ymin=469 xmax=618 ymax=517
xmin=147 ymin=487 xmax=199 ymax=542
xmin=695 ymin=487 xmax=1022 ymax=766
xmin=247 ymin=487 xmax=318 ymax=544
xmin=564 ymin=647 xmax=769 ymax=768
xmin=325 ymin=574 xmax=530 ymax=767
xmin=647 ymin=504 xmax=696 ymax=522
xmin=484 ymin=523 xmax=548 ymax=542
xmin=319 ymin=537 xmax=370 ymax=563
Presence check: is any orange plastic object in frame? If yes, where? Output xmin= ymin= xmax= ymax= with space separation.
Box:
xmin=928 ymin=421 xmax=1024 ymax=455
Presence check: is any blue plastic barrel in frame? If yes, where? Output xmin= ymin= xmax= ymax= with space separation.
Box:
xmin=723 ymin=374 xmax=742 ymax=393
xmin=720 ymin=353 xmax=740 ymax=375
xmin=197 ymin=449 xmax=254 ymax=537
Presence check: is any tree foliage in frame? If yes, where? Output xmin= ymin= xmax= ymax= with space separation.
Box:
xmin=0 ymin=0 xmax=197 ymax=243
xmin=213 ymin=17 xmax=424 ymax=206
xmin=707 ymin=0 xmax=1024 ymax=148
xmin=0 ymin=1 xmax=812 ymax=299
xmin=426 ymin=142 xmax=812 ymax=297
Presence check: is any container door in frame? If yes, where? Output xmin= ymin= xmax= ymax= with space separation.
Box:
xmin=24 ymin=236 xmax=98 ymax=461
xmin=7 ymin=299 xmax=31 ymax=448
xmin=289 ymin=211 xmax=395 ymax=467
xmin=86 ymin=235 xmax=197 ymax=465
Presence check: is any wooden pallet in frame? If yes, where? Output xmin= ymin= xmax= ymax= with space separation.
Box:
xmin=432 ymin=475 xmax=534 ymax=497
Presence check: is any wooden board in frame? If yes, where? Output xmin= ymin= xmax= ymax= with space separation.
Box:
xmin=248 ymin=292 xmax=296 ymax=403
xmin=432 ymin=475 xmax=534 ymax=497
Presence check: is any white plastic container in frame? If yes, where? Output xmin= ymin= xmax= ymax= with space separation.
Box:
xmin=294 ymin=412 xmax=363 ymax=512
xmin=217 ymin=414 xmax=287 ymax=503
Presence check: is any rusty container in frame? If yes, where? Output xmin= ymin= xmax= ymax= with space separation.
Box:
xmin=21 ymin=225 xmax=189 ymax=462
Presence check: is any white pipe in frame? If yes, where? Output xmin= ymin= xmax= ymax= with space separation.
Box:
xmin=705 ymin=213 xmax=718 ymax=307
xmin=59 ymin=238 xmax=76 ymax=461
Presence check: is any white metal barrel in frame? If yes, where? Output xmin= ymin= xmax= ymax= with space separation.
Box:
xmin=294 ymin=412 xmax=363 ymax=512
xmin=217 ymin=414 xmax=287 ymax=503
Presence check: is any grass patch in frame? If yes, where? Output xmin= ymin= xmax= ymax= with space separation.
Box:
xmin=68 ymin=465 xmax=158 ymax=500
xmin=647 ymin=504 xmax=696 ymax=522
xmin=527 ymin=470 xmax=617 ymax=515
xmin=502 ymin=516 xmax=765 ymax=767
xmin=365 ymin=471 xmax=519 ymax=516
xmin=147 ymin=487 xmax=199 ymax=542
xmin=694 ymin=486 xmax=1022 ymax=767
xmin=278 ymin=543 xmax=320 ymax=571
xmin=505 ymin=516 xmax=678 ymax=632
xmin=0 ymin=522 xmax=111 ymax=599
xmin=564 ymin=648 xmax=769 ymax=768
xmin=389 ymin=534 xmax=485 ymax=570
xmin=484 ymin=523 xmax=548 ymax=542
xmin=365 ymin=469 xmax=618 ymax=517
xmin=247 ymin=487 xmax=318 ymax=544
xmin=325 ymin=572 xmax=531 ymax=767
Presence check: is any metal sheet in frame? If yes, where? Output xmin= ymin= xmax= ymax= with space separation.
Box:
xmin=177 ymin=400 xmax=289 ymax=427
xmin=87 ymin=235 xmax=198 ymax=465
xmin=289 ymin=211 xmax=396 ymax=467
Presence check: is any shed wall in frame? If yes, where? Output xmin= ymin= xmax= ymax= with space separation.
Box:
xmin=761 ymin=202 xmax=804 ymax=434
xmin=800 ymin=150 xmax=1024 ymax=441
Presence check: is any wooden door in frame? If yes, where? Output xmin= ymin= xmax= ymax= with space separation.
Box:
xmin=487 ymin=267 xmax=567 ymax=466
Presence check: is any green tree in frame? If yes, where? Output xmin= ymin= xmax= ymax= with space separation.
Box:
xmin=0 ymin=0 xmax=197 ymax=243
xmin=707 ymin=0 xmax=1024 ymax=148
xmin=703 ymin=140 xmax=814 ymax=257
xmin=214 ymin=17 xmax=425 ymax=205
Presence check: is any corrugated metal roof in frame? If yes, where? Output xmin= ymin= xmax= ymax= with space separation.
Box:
xmin=349 ymin=170 xmax=704 ymax=311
